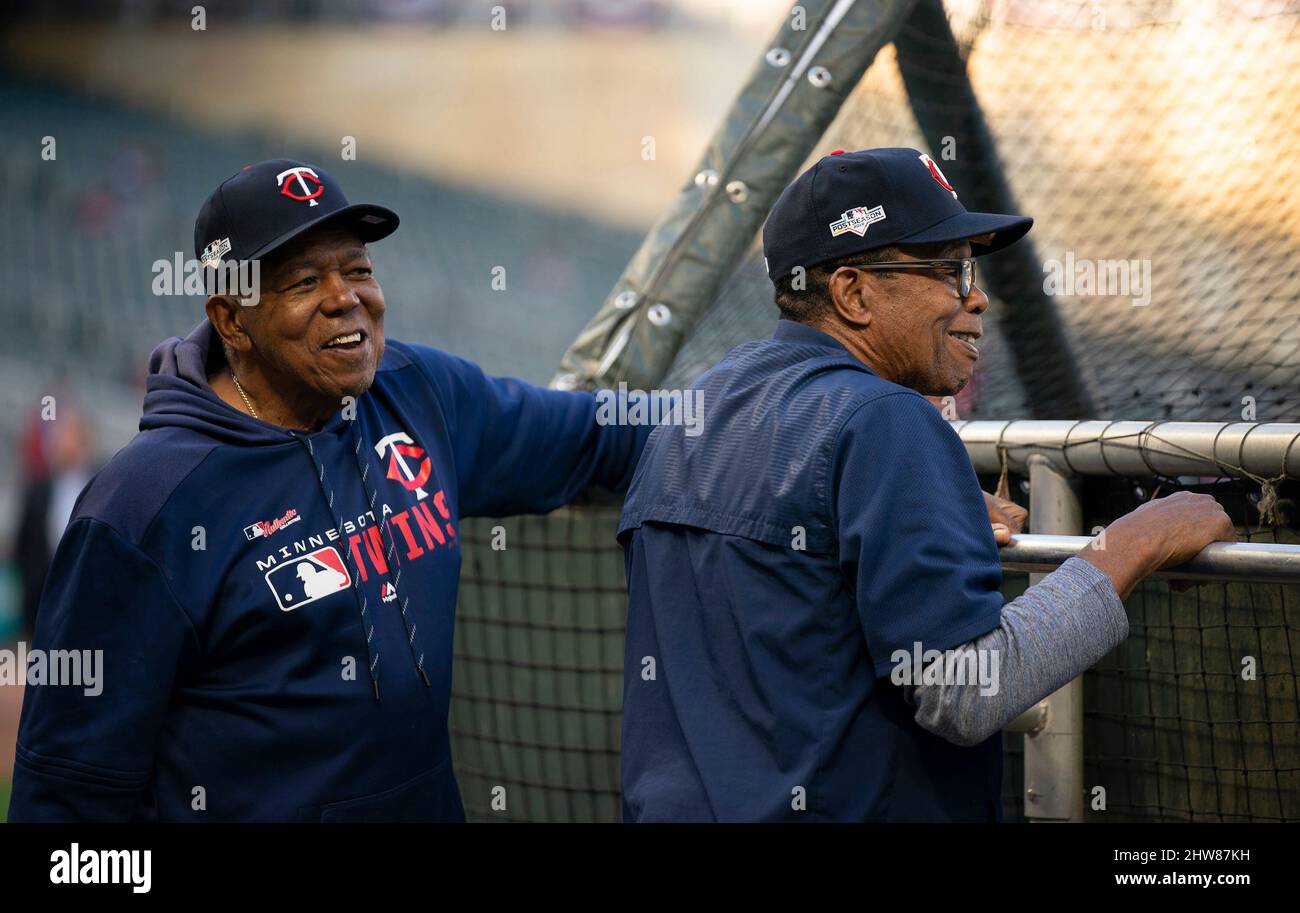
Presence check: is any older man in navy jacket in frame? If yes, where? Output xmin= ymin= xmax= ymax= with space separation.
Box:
xmin=618 ymin=148 xmax=1234 ymax=822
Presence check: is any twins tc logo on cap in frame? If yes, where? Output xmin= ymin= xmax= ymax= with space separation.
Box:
xmin=277 ymin=165 xmax=325 ymax=207
xmin=918 ymin=153 xmax=958 ymax=199
xmin=829 ymin=204 xmax=887 ymax=238
xmin=264 ymin=545 xmax=351 ymax=612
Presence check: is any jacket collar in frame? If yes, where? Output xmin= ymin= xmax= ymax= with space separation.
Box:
xmin=771 ymin=319 xmax=880 ymax=376
xmin=773 ymin=319 xmax=849 ymax=353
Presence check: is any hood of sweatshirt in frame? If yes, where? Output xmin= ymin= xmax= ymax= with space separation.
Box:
xmin=140 ymin=319 xmax=301 ymax=445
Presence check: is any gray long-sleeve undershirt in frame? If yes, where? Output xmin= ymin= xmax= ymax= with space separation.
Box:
xmin=902 ymin=555 xmax=1128 ymax=747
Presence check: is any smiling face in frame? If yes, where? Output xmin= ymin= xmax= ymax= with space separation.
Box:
xmin=252 ymin=224 xmax=386 ymax=399
xmin=824 ymin=240 xmax=988 ymax=396
xmin=207 ymin=222 xmax=387 ymax=425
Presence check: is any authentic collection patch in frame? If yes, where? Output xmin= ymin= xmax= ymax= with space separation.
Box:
xmin=244 ymin=507 xmax=302 ymax=541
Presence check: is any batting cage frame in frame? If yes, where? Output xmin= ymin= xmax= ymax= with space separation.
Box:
xmin=451 ymin=0 xmax=1300 ymax=822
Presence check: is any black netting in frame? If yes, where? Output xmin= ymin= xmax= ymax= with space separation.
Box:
xmin=668 ymin=1 xmax=1300 ymax=420
xmin=450 ymin=3 xmax=1300 ymax=820
xmin=452 ymin=500 xmax=1300 ymax=823
xmin=452 ymin=507 xmax=626 ymax=823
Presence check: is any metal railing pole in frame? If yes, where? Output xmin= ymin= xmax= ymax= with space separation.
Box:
xmin=998 ymin=535 xmax=1300 ymax=583
xmin=1022 ymin=454 xmax=1086 ymax=822
xmin=953 ymin=419 xmax=1300 ymax=480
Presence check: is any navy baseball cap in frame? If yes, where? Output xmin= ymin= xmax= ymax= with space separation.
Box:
xmin=194 ymin=159 xmax=398 ymax=268
xmin=762 ymin=147 xmax=1032 ymax=282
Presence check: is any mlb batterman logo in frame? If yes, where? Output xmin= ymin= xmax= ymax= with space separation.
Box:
xmin=829 ymin=204 xmax=886 ymax=238
xmin=277 ymin=165 xmax=324 ymax=207
xmin=264 ymin=545 xmax=351 ymax=612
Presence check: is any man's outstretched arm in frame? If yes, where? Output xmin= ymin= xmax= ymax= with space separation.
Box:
xmin=407 ymin=345 xmax=653 ymax=518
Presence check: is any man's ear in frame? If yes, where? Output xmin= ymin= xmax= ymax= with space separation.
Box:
xmin=205 ymin=294 xmax=254 ymax=354
xmin=827 ymin=266 xmax=876 ymax=330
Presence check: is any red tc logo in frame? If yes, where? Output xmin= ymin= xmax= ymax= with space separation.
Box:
xmin=277 ymin=166 xmax=324 ymax=207
xmin=374 ymin=432 xmax=432 ymax=501
xmin=918 ymin=153 xmax=958 ymax=200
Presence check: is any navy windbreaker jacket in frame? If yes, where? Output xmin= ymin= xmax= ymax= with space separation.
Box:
xmin=618 ymin=320 xmax=1005 ymax=822
xmin=9 ymin=319 xmax=648 ymax=822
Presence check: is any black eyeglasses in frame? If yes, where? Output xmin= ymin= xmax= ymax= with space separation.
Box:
xmin=849 ymin=258 xmax=977 ymax=298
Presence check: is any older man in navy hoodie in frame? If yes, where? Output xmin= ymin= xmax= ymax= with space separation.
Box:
xmin=9 ymin=160 xmax=650 ymax=822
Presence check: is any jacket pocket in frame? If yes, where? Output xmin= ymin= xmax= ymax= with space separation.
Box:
xmin=316 ymin=758 xmax=464 ymax=823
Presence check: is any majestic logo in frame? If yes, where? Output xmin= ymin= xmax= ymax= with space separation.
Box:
xmin=375 ymin=431 xmax=432 ymax=501
xmin=244 ymin=507 xmax=302 ymax=541
xmin=264 ymin=545 xmax=351 ymax=612
xmin=380 ymin=582 xmax=397 ymax=603
xmin=829 ymin=204 xmax=886 ymax=238
xmin=277 ymin=166 xmax=324 ymax=207
xmin=918 ymin=153 xmax=958 ymax=199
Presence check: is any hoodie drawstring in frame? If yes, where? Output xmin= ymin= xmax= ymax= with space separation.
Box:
xmin=344 ymin=419 xmax=432 ymax=690
xmin=297 ymin=431 xmax=382 ymax=700
xmin=293 ymin=424 xmax=432 ymax=702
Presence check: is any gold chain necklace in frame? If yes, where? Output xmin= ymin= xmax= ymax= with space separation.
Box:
xmin=230 ymin=370 xmax=259 ymax=420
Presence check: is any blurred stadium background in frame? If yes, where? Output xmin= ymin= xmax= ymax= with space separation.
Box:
xmin=1 ymin=0 xmax=1298 ymax=822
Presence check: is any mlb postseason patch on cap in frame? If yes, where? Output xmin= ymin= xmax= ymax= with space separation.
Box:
xmin=829 ymin=205 xmax=886 ymax=238
xmin=761 ymin=147 xmax=1033 ymax=283
xmin=200 ymin=237 xmax=231 ymax=269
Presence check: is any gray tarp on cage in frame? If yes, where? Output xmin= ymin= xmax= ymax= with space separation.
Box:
xmin=551 ymin=0 xmax=920 ymax=393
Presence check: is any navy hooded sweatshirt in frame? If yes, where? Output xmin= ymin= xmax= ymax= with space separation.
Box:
xmin=9 ymin=320 xmax=649 ymax=822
